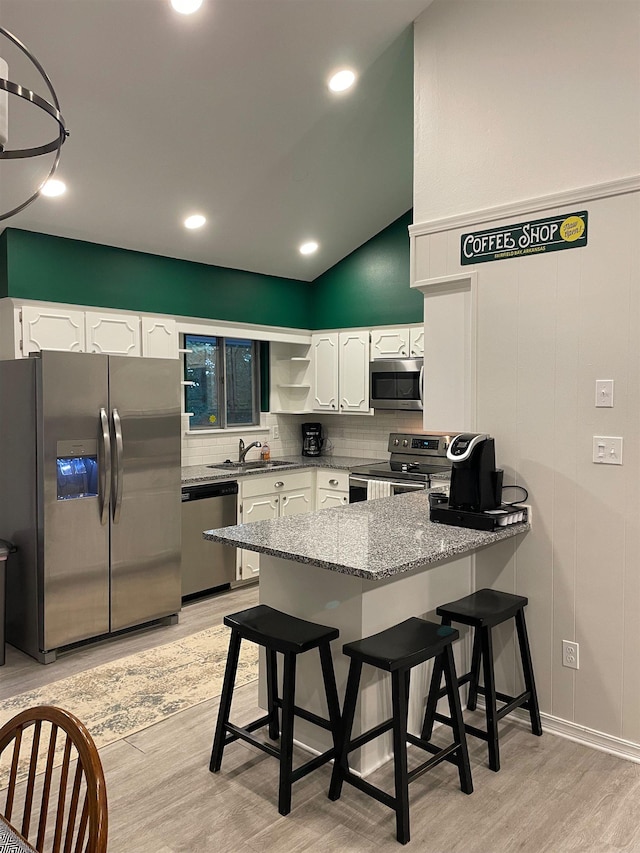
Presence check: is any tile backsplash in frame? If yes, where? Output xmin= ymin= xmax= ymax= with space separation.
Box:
xmin=181 ymin=411 xmax=425 ymax=467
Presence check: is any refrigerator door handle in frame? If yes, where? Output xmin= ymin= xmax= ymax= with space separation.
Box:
xmin=99 ymin=407 xmax=112 ymax=526
xmin=112 ymin=407 xmax=124 ymax=524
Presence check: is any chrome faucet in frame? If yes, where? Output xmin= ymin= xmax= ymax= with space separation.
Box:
xmin=238 ymin=438 xmax=262 ymax=463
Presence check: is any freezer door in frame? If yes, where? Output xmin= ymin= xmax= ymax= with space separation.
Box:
xmin=40 ymin=352 xmax=111 ymax=651
xmin=108 ymin=356 xmax=181 ymax=631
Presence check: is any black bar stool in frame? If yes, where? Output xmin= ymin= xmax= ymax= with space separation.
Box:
xmin=329 ymin=618 xmax=473 ymax=845
xmin=209 ymin=604 xmax=342 ymax=816
xmin=421 ymin=588 xmax=542 ymax=772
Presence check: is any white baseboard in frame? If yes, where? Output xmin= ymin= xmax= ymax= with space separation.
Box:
xmin=509 ymin=706 xmax=640 ymax=765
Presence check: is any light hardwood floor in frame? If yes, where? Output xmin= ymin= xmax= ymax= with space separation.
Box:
xmin=3 ymin=584 xmax=640 ymax=852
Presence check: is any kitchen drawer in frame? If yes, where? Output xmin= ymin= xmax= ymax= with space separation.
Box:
xmin=241 ymin=469 xmax=313 ymax=498
xmin=316 ymin=469 xmax=349 ymax=492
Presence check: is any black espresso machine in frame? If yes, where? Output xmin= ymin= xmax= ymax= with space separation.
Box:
xmin=429 ymin=433 xmax=525 ymax=531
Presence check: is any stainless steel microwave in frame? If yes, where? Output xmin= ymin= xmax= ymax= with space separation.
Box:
xmin=369 ymin=357 xmax=423 ymax=410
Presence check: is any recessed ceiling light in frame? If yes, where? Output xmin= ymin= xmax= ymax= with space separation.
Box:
xmin=328 ymin=69 xmax=357 ymax=93
xmin=170 ymin=0 xmax=203 ymax=15
xmin=184 ymin=214 xmax=206 ymax=230
xmin=41 ymin=178 xmax=66 ymax=197
xmin=299 ymin=241 xmax=319 ymax=256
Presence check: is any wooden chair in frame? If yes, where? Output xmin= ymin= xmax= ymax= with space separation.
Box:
xmin=0 ymin=706 xmax=108 ymax=853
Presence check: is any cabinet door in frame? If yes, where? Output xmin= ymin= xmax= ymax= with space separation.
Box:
xmin=409 ymin=326 xmax=425 ymax=357
xmin=21 ymin=305 xmax=86 ymax=355
xmin=317 ymin=488 xmax=348 ymax=510
xmin=338 ymin=331 xmax=370 ymax=413
xmin=280 ymin=486 xmax=313 ymax=517
xmin=370 ymin=328 xmax=410 ymax=359
xmin=85 ymin=311 xmax=141 ymax=356
xmin=240 ymin=493 xmax=279 ymax=579
xmin=141 ymin=316 xmax=178 ymax=359
xmin=312 ymin=332 xmax=339 ymax=411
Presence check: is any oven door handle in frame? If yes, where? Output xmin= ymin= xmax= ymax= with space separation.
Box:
xmin=419 ymin=364 xmax=424 ymax=408
xmin=349 ymin=476 xmax=426 ymax=491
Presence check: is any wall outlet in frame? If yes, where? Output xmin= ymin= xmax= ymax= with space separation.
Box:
xmin=562 ymin=640 xmax=579 ymax=670
xmin=272 ymin=424 xmax=280 ymax=440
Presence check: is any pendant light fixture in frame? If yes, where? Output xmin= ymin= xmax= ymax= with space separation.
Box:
xmin=0 ymin=27 xmax=69 ymax=221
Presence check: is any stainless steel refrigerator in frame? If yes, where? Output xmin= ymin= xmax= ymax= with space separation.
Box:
xmin=0 ymin=351 xmax=182 ymax=663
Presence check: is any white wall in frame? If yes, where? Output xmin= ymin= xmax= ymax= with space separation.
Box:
xmin=413 ymin=0 xmax=640 ymax=750
xmin=414 ymin=0 xmax=640 ymax=222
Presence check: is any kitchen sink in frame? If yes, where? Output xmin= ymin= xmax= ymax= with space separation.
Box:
xmin=207 ymin=459 xmax=297 ymax=472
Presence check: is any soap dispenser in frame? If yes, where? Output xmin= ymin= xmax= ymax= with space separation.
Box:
xmin=260 ymin=442 xmax=271 ymax=462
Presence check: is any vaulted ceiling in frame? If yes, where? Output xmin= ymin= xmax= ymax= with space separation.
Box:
xmin=0 ymin=0 xmax=433 ymax=281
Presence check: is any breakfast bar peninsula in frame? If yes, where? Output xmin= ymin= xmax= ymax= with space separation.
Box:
xmin=204 ymin=491 xmax=530 ymax=774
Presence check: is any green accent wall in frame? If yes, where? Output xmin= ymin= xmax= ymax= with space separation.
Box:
xmin=310 ymin=210 xmax=421 ymax=329
xmin=1 ymin=211 xmax=417 ymax=331
xmin=2 ymin=229 xmax=312 ymax=329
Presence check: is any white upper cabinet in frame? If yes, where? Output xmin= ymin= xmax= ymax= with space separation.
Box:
xmin=85 ymin=311 xmax=141 ymax=356
xmin=312 ymin=333 xmax=339 ymax=411
xmin=370 ymin=326 xmax=424 ymax=359
xmin=409 ymin=326 xmax=425 ymax=357
xmin=338 ymin=330 xmax=370 ymax=413
xmin=312 ymin=330 xmax=370 ymax=414
xmin=141 ymin=316 xmax=179 ymax=359
xmin=370 ymin=328 xmax=410 ymax=359
xmin=20 ymin=305 xmax=86 ymax=355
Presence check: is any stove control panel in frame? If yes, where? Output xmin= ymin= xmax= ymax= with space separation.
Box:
xmin=388 ymin=433 xmax=451 ymax=458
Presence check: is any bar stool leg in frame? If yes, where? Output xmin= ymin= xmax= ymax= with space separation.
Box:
xmin=480 ymin=626 xmax=500 ymax=772
xmin=391 ymin=668 xmax=410 ymax=845
xmin=466 ymin=628 xmax=482 ymax=711
xmin=515 ymin=609 xmax=543 ymax=737
xmin=441 ymin=645 xmax=473 ymax=795
xmin=420 ymin=653 xmax=443 ymax=741
xmin=328 ymin=658 xmax=362 ymax=801
xmin=278 ymin=651 xmax=297 ymax=816
xmin=266 ymin=647 xmax=280 ymax=739
xmin=210 ymin=630 xmax=242 ymax=773
xmin=318 ymin=642 xmax=342 ymax=758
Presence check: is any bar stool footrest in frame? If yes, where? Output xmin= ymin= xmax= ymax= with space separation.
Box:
xmin=225 ymin=721 xmax=281 ymax=759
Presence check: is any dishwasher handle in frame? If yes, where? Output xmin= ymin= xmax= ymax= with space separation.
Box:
xmin=182 ymin=481 xmax=239 ymax=502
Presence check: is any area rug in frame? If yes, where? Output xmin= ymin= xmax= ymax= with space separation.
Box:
xmin=0 ymin=625 xmax=258 ymax=787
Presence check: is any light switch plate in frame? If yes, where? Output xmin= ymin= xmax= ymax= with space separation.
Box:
xmin=593 ymin=436 xmax=623 ymax=465
xmin=595 ymin=379 xmax=614 ymax=407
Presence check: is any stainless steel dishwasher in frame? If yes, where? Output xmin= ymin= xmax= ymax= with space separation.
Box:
xmin=180 ymin=481 xmax=238 ymax=598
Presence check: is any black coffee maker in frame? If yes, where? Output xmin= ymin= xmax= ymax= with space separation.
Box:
xmin=302 ymin=423 xmax=324 ymax=457
xmin=447 ymin=433 xmax=503 ymax=512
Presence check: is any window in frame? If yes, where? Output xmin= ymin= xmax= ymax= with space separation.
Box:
xmin=184 ymin=334 xmax=260 ymax=429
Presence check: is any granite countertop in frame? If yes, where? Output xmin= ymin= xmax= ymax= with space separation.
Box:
xmin=181 ymin=455 xmax=383 ymax=485
xmin=204 ymin=491 xmax=530 ymax=581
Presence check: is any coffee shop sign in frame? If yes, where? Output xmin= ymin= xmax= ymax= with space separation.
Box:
xmin=460 ymin=211 xmax=588 ymax=266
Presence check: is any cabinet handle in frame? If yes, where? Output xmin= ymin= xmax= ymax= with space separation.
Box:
xmin=401 ymin=350 xmax=406 ymax=355
xmin=283 ymin=496 xmax=287 ymax=502
xmin=274 ymin=481 xmax=284 ymax=488
xmin=343 ymin=496 xmax=347 ymax=502
xmin=329 ymin=479 xmax=338 ymax=486
xmin=331 ymin=404 xmax=335 ymax=409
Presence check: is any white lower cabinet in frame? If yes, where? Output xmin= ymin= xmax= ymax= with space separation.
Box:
xmin=316 ymin=469 xmax=349 ymax=509
xmin=237 ymin=470 xmax=313 ymax=580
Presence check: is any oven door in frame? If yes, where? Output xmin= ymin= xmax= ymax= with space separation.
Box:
xmin=348 ymin=475 xmax=427 ymax=503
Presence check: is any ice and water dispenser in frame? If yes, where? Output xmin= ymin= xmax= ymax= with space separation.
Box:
xmin=56 ymin=440 xmax=99 ymax=500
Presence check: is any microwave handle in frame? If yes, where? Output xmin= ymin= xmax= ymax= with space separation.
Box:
xmin=419 ymin=364 xmax=424 ymax=407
